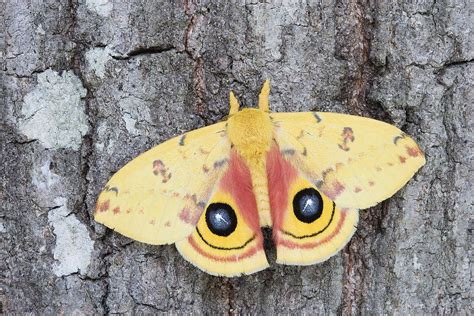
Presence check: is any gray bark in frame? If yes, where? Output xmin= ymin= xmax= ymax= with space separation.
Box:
xmin=1 ymin=0 xmax=472 ymax=314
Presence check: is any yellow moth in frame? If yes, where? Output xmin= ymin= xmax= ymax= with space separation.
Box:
xmin=95 ymin=81 xmax=425 ymax=277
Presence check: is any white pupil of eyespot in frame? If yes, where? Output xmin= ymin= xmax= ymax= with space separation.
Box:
xmin=215 ymin=213 xmax=229 ymax=225
xmin=303 ymin=199 xmax=314 ymax=213
xmin=300 ymin=194 xmax=319 ymax=217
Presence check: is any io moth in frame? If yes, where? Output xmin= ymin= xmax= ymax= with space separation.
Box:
xmin=95 ymin=81 xmax=425 ymax=276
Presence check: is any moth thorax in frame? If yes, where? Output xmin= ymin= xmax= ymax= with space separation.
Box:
xmin=227 ymin=108 xmax=274 ymax=162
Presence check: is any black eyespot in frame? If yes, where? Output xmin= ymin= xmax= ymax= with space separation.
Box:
xmin=205 ymin=203 xmax=237 ymax=236
xmin=293 ymin=188 xmax=323 ymax=223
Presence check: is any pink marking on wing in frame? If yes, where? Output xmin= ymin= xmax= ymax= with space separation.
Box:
xmin=184 ymin=193 xmax=198 ymax=203
xmin=179 ymin=207 xmax=191 ymax=223
xmin=266 ymin=144 xmax=298 ymax=231
xmin=153 ymin=159 xmax=172 ymax=182
xmin=325 ymin=181 xmax=345 ymax=200
xmin=112 ymin=207 xmax=120 ymax=214
xmin=219 ymin=150 xmax=260 ymax=232
xmin=98 ymin=200 xmax=110 ymax=213
xmin=399 ymin=156 xmax=407 ymax=163
xmin=188 ymin=235 xmax=262 ymax=262
xmin=338 ymin=127 xmax=355 ymax=151
xmin=179 ymin=207 xmax=200 ymax=225
xmin=334 ymin=181 xmax=345 ymax=195
xmin=406 ymin=145 xmax=421 ymax=157
xmin=277 ymin=210 xmax=348 ymax=249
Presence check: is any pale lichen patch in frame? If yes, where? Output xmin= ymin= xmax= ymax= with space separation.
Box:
xmin=19 ymin=69 xmax=88 ymax=150
xmin=252 ymin=2 xmax=300 ymax=60
xmin=86 ymin=0 xmax=112 ymax=17
xmin=85 ymin=46 xmax=112 ymax=78
xmin=118 ymin=96 xmax=152 ymax=136
xmin=31 ymin=158 xmax=60 ymax=193
xmin=48 ymin=197 xmax=94 ymax=277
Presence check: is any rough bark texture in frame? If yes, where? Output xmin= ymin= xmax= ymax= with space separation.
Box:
xmin=1 ymin=0 xmax=472 ymax=314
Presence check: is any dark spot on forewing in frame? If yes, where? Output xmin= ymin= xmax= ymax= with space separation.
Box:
xmin=104 ymin=185 xmax=119 ymax=195
xmin=296 ymin=130 xmax=305 ymax=140
xmin=338 ymin=144 xmax=350 ymax=151
xmin=213 ymin=158 xmax=228 ymax=169
xmin=197 ymin=201 xmax=206 ymax=209
xmin=321 ymin=167 xmax=334 ymax=179
xmin=338 ymin=127 xmax=355 ymax=151
xmin=281 ymin=148 xmax=296 ymax=156
xmin=153 ymin=159 xmax=172 ymax=183
xmin=312 ymin=112 xmax=322 ymax=123
xmin=199 ymin=147 xmax=210 ymax=155
xmin=179 ymin=134 xmax=186 ymax=146
xmin=393 ymin=133 xmax=407 ymax=145
xmin=314 ymin=180 xmax=324 ymax=189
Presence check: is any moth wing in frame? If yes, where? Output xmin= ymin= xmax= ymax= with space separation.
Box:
xmin=266 ymin=144 xmax=358 ymax=265
xmin=271 ymin=112 xmax=426 ymax=209
xmin=176 ymin=150 xmax=268 ymax=276
xmin=94 ymin=122 xmax=231 ymax=245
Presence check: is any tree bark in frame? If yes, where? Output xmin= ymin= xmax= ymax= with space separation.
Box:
xmin=1 ymin=0 xmax=472 ymax=314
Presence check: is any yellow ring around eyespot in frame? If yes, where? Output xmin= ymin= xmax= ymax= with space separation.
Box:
xmin=195 ymin=191 xmax=256 ymax=250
